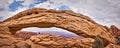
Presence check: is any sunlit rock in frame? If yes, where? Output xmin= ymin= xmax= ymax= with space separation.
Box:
xmin=0 ymin=8 xmax=118 ymax=47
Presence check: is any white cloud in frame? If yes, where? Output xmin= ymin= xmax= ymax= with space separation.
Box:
xmin=0 ymin=0 xmax=34 ymax=21
xmin=15 ymin=0 xmax=35 ymax=6
xmin=35 ymin=1 xmax=59 ymax=9
xmin=0 ymin=0 xmax=13 ymax=9
xmin=0 ymin=0 xmax=14 ymax=17
xmin=21 ymin=0 xmax=35 ymax=6
xmin=2 ymin=7 xmax=27 ymax=21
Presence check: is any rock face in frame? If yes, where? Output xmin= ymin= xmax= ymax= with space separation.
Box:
xmin=105 ymin=44 xmax=120 ymax=48
xmin=109 ymin=25 xmax=120 ymax=45
xmin=0 ymin=34 xmax=95 ymax=48
xmin=110 ymin=25 xmax=120 ymax=37
xmin=0 ymin=25 xmax=11 ymax=35
xmin=0 ymin=8 xmax=118 ymax=47
xmin=15 ymin=31 xmax=37 ymax=40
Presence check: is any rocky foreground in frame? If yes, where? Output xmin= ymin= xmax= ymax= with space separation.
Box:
xmin=0 ymin=8 xmax=120 ymax=48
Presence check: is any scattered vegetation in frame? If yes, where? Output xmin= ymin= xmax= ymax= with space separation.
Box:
xmin=116 ymin=37 xmax=120 ymax=45
xmin=93 ymin=36 xmax=104 ymax=48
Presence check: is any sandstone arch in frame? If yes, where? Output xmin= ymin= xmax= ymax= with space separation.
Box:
xmin=1 ymin=8 xmax=116 ymax=44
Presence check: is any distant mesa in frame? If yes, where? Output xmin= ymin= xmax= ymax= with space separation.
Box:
xmin=110 ymin=25 xmax=120 ymax=37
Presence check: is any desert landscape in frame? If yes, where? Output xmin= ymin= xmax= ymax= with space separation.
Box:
xmin=0 ymin=8 xmax=120 ymax=48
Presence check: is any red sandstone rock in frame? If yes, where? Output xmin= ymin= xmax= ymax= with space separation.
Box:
xmin=0 ymin=8 xmax=116 ymax=44
xmin=0 ymin=8 xmax=118 ymax=47
xmin=110 ymin=25 xmax=120 ymax=37
xmin=26 ymin=40 xmax=47 ymax=48
xmin=0 ymin=25 xmax=11 ymax=35
xmin=16 ymin=41 xmax=29 ymax=48
xmin=0 ymin=34 xmax=15 ymax=45
xmin=0 ymin=33 xmax=95 ymax=48
xmin=29 ymin=34 xmax=95 ymax=48
xmin=109 ymin=25 xmax=120 ymax=45
xmin=105 ymin=44 xmax=120 ymax=48
xmin=0 ymin=34 xmax=19 ymax=48
xmin=15 ymin=31 xmax=37 ymax=40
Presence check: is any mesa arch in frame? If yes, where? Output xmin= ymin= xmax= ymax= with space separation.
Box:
xmin=0 ymin=8 xmax=116 ymax=44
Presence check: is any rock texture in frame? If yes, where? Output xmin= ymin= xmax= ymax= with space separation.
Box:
xmin=109 ymin=25 xmax=120 ymax=45
xmin=0 ymin=24 xmax=11 ymax=35
xmin=0 ymin=34 xmax=95 ymax=48
xmin=0 ymin=8 xmax=118 ymax=47
xmin=105 ymin=44 xmax=120 ymax=48
xmin=15 ymin=31 xmax=37 ymax=40
xmin=110 ymin=25 xmax=120 ymax=37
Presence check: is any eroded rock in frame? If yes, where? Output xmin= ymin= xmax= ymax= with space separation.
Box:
xmin=16 ymin=41 xmax=30 ymax=48
xmin=0 ymin=8 xmax=118 ymax=47
xmin=110 ymin=25 xmax=120 ymax=37
xmin=29 ymin=34 xmax=95 ymax=48
xmin=15 ymin=31 xmax=37 ymax=40
xmin=0 ymin=33 xmax=95 ymax=48
xmin=0 ymin=25 xmax=11 ymax=35
xmin=0 ymin=8 xmax=116 ymax=44
xmin=105 ymin=44 xmax=120 ymax=48
xmin=0 ymin=34 xmax=21 ymax=48
xmin=109 ymin=25 xmax=120 ymax=45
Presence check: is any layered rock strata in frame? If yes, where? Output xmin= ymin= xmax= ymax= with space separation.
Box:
xmin=0 ymin=33 xmax=95 ymax=48
xmin=0 ymin=8 xmax=118 ymax=48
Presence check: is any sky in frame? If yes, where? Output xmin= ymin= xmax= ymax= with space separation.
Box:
xmin=0 ymin=0 xmax=120 ymax=28
xmin=21 ymin=27 xmax=83 ymax=38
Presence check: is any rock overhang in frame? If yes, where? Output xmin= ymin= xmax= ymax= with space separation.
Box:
xmin=0 ymin=8 xmax=116 ymax=45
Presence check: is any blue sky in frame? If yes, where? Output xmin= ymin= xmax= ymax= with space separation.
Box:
xmin=0 ymin=0 xmax=120 ymax=28
xmin=9 ymin=0 xmax=24 ymax=11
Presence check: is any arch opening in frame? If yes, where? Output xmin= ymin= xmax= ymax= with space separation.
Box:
xmin=14 ymin=27 xmax=85 ymax=39
xmin=9 ymin=22 xmax=54 ymax=35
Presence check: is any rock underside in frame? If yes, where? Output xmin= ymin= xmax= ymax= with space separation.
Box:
xmin=0 ymin=8 xmax=120 ymax=48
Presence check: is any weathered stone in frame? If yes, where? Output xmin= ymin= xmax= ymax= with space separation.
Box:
xmin=0 ymin=8 xmax=115 ymax=44
xmin=110 ymin=25 xmax=120 ymax=37
xmin=0 ymin=8 xmax=118 ymax=47
xmin=0 ymin=25 xmax=11 ymax=35
xmin=0 ymin=44 xmax=15 ymax=48
xmin=105 ymin=44 xmax=120 ymax=48
xmin=0 ymin=34 xmax=15 ymax=45
xmin=26 ymin=39 xmax=52 ymax=48
xmin=16 ymin=41 xmax=30 ymax=48
xmin=15 ymin=31 xmax=37 ymax=40
xmin=0 ymin=34 xmax=25 ymax=48
xmin=109 ymin=25 xmax=120 ymax=45
xmin=29 ymin=34 xmax=95 ymax=48
xmin=0 ymin=34 xmax=15 ymax=48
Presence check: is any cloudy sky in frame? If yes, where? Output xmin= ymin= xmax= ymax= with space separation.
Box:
xmin=0 ymin=0 xmax=120 ymax=28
